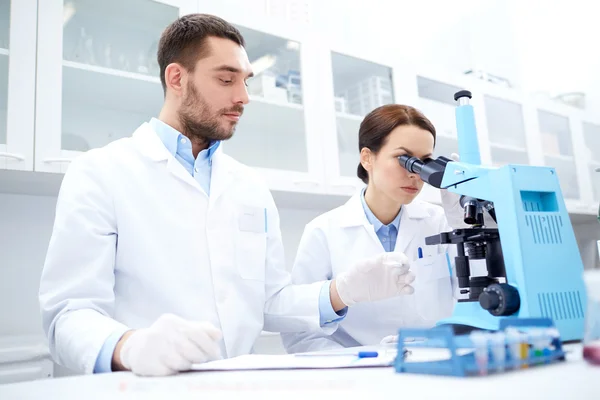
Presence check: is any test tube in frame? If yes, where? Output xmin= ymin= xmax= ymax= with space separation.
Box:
xmin=505 ymin=328 xmax=522 ymax=369
xmin=546 ymin=328 xmax=560 ymax=346
xmin=528 ymin=329 xmax=545 ymax=364
xmin=489 ymin=332 xmax=506 ymax=372
xmin=545 ymin=328 xmax=560 ymax=360
xmin=519 ymin=331 xmax=529 ymax=368
xmin=470 ymin=331 xmax=489 ymax=376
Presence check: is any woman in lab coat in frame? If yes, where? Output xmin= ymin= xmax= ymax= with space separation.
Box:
xmin=281 ymin=104 xmax=457 ymax=353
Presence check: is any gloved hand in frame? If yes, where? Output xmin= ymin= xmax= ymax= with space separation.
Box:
xmin=335 ymin=252 xmax=415 ymax=307
xmin=440 ymin=153 xmax=466 ymax=228
xmin=440 ymin=153 xmax=497 ymax=228
xmin=120 ymin=313 xmax=222 ymax=376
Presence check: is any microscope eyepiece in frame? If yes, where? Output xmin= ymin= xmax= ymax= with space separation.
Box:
xmin=397 ymin=154 xmax=451 ymax=188
xmin=397 ymin=155 xmax=424 ymax=174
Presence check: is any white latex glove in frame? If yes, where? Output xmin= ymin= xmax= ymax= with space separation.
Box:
xmin=120 ymin=313 xmax=222 ymax=376
xmin=335 ymin=252 xmax=415 ymax=307
xmin=440 ymin=153 xmax=497 ymax=228
xmin=440 ymin=153 xmax=466 ymax=228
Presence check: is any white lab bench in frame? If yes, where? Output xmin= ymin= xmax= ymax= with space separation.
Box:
xmin=0 ymin=344 xmax=595 ymax=399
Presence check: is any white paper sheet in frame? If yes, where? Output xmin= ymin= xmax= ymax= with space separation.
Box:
xmin=189 ymin=352 xmax=396 ymax=372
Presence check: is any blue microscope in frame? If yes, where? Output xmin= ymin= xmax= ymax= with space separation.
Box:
xmin=398 ymin=90 xmax=587 ymax=341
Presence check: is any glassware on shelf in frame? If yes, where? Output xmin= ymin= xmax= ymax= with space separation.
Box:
xmin=102 ymin=43 xmax=112 ymax=69
xmin=137 ymin=51 xmax=149 ymax=74
xmin=247 ymin=71 xmax=287 ymax=103
xmin=342 ymin=75 xmax=393 ymax=116
xmin=118 ymin=53 xmax=131 ymax=72
xmin=147 ymin=40 xmax=160 ymax=77
xmin=73 ymin=27 xmax=97 ymax=65
xmin=334 ymin=95 xmax=347 ymax=113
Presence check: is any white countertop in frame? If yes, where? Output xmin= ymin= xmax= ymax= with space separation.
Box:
xmin=0 ymin=344 xmax=596 ymax=399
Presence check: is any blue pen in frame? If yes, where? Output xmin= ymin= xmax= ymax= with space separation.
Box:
xmin=295 ymin=351 xmax=379 ymax=358
xmin=418 ymin=247 xmax=423 ymax=259
xmin=357 ymin=351 xmax=379 ymax=358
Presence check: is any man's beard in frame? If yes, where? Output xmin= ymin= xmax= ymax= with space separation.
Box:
xmin=178 ymin=82 xmax=243 ymax=144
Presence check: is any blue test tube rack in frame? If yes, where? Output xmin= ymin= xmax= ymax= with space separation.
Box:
xmin=394 ymin=318 xmax=566 ymax=377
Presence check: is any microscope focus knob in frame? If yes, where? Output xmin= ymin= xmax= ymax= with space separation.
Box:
xmin=479 ymin=283 xmax=520 ymax=316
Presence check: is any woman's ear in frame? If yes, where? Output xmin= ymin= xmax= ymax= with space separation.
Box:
xmin=360 ymin=148 xmax=373 ymax=174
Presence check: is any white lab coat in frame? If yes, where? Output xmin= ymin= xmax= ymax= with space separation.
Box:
xmin=281 ymin=193 xmax=456 ymax=353
xmin=39 ymin=122 xmax=333 ymax=374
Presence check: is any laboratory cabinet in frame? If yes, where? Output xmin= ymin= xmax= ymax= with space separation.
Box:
xmin=0 ymin=336 xmax=53 ymax=385
xmin=0 ymin=0 xmax=36 ymax=171
xmin=34 ymin=0 xmax=196 ymax=174
xmin=0 ymin=0 xmax=598 ymax=215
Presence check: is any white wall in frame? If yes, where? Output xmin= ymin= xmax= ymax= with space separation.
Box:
xmin=0 ymin=194 xmax=57 ymax=338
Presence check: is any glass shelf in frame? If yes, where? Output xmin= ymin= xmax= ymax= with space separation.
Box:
xmin=583 ymin=122 xmax=600 ymax=164
xmin=331 ymin=52 xmax=394 ymax=177
xmin=336 ymin=112 xmax=362 ymax=177
xmin=416 ymin=77 xmax=462 ymax=139
xmin=433 ymin=136 xmax=458 ymax=160
xmin=538 ymin=110 xmax=573 ymax=157
xmin=60 ymin=0 xmax=178 ymax=152
xmin=544 ymin=154 xmax=579 ymax=199
xmin=224 ymin=25 xmax=308 ymax=172
xmin=224 ymin=96 xmax=308 ymax=172
xmin=490 ymin=144 xmax=529 ymax=167
xmin=61 ymin=62 xmax=163 ymax=151
xmin=484 ymin=95 xmax=527 ymax=150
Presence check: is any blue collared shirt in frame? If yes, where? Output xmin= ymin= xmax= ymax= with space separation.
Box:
xmin=150 ymin=118 xmax=220 ymax=195
xmin=360 ymin=188 xmax=402 ymax=251
xmin=93 ymin=119 xmax=344 ymax=373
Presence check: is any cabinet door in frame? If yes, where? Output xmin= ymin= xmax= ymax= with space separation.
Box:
xmin=484 ymin=94 xmax=529 ymax=167
xmin=320 ymin=49 xmax=400 ymax=194
xmin=219 ymin=24 xmax=324 ymax=191
xmin=0 ymin=0 xmax=36 ymax=171
xmin=537 ymin=109 xmax=580 ymax=200
xmin=583 ymin=121 xmax=600 ymax=202
xmin=34 ymin=0 xmax=196 ymax=173
xmin=332 ymin=53 xmax=395 ymax=178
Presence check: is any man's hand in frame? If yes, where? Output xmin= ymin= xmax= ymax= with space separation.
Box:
xmin=114 ymin=314 xmax=222 ymax=376
xmin=332 ymin=252 xmax=415 ymax=307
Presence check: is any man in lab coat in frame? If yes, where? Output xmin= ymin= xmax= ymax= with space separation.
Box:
xmin=38 ymin=14 xmax=416 ymax=376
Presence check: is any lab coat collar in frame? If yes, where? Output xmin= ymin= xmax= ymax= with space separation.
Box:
xmin=132 ymin=122 xmax=172 ymax=162
xmin=132 ymin=122 xmax=235 ymax=203
xmin=132 ymin=122 xmax=204 ymax=193
xmin=339 ymin=192 xmax=430 ymax=254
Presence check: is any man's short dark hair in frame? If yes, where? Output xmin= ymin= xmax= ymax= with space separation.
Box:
xmin=157 ymin=14 xmax=245 ymax=93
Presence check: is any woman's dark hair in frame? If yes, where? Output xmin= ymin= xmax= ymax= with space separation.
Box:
xmin=357 ymin=104 xmax=436 ymax=184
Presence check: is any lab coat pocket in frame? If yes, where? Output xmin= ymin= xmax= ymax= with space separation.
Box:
xmin=411 ymin=252 xmax=454 ymax=323
xmin=236 ymin=231 xmax=267 ymax=281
